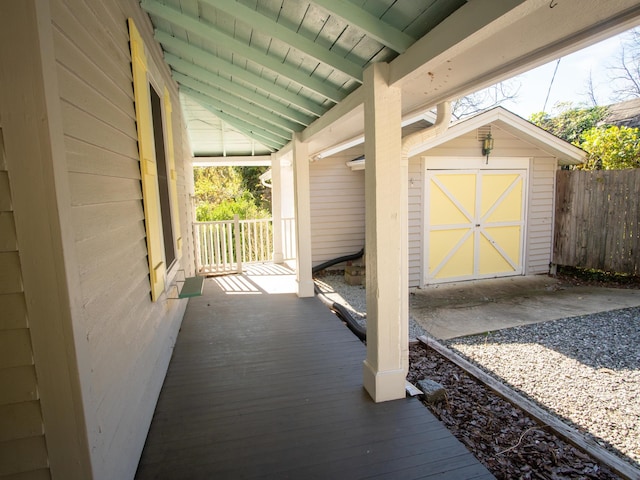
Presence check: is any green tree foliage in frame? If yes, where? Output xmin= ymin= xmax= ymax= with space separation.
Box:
xmin=196 ymin=191 xmax=271 ymax=221
xmin=579 ymin=125 xmax=640 ymax=170
xmin=529 ymin=103 xmax=609 ymax=143
xmin=193 ymin=166 xmax=271 ymax=221
xmin=238 ymin=166 xmax=271 ymax=212
xmin=529 ymin=103 xmax=640 ymax=170
xmin=194 ymin=166 xmax=242 ymax=206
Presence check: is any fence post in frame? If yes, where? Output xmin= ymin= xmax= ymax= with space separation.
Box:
xmin=234 ymin=214 xmax=242 ymax=274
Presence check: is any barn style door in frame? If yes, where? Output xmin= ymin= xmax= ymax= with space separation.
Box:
xmin=426 ymin=169 xmax=526 ymax=283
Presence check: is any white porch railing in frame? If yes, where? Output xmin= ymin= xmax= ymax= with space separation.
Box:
xmin=194 ymin=216 xmax=298 ymax=275
xmin=194 ymin=216 xmax=274 ymax=275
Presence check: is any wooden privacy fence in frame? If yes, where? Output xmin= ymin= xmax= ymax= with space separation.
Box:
xmin=554 ymin=169 xmax=640 ymax=275
xmin=194 ymin=216 xmax=273 ymax=275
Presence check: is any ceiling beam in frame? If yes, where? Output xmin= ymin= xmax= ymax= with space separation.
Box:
xmin=203 ymin=0 xmax=363 ymax=81
xmin=165 ymin=53 xmax=314 ymax=127
xmin=141 ymin=0 xmax=346 ymax=102
xmin=190 ymin=99 xmax=283 ymax=151
xmin=181 ymin=87 xmax=289 ymax=148
xmin=310 ymin=0 xmax=415 ymax=53
xmin=155 ymin=31 xmax=326 ymax=118
xmin=301 ymin=84 xmax=364 ymax=146
xmin=302 ymin=0 xmax=640 ymax=158
xmin=389 ymin=0 xmax=524 ymax=86
xmin=176 ymin=77 xmax=296 ymax=137
xmin=393 ymin=0 xmax=640 ymax=114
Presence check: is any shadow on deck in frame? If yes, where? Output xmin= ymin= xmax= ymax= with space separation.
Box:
xmin=135 ymin=265 xmax=494 ymax=479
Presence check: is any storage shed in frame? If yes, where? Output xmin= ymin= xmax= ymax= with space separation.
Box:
xmin=311 ymin=107 xmax=586 ymax=287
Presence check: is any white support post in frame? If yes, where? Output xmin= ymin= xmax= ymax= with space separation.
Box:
xmin=281 ymin=158 xmax=295 ymax=262
xmin=271 ymin=152 xmax=284 ymax=264
xmin=362 ymin=62 xmax=408 ymax=403
xmin=292 ymin=133 xmax=315 ymax=297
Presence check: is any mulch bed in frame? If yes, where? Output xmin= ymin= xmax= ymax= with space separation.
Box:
xmin=407 ymin=343 xmax=621 ymax=480
xmin=554 ymin=266 xmax=640 ymax=289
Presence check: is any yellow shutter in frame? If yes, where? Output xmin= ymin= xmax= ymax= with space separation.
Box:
xmin=129 ymin=18 xmax=165 ymax=301
xmin=163 ymin=87 xmax=182 ymax=259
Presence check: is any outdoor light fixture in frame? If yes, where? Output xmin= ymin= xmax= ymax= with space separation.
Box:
xmin=482 ymin=133 xmax=494 ymax=164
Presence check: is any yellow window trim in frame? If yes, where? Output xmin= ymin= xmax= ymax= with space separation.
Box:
xmin=129 ymin=18 xmax=165 ymax=301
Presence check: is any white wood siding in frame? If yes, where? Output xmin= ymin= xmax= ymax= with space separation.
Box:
xmin=0 ymin=132 xmax=49 ymax=479
xmin=408 ymin=158 xmax=423 ymax=287
xmin=310 ymin=149 xmax=365 ymax=266
xmin=51 ymin=1 xmax=192 ymax=478
xmin=424 ymin=125 xmax=551 ymax=159
xmin=526 ymin=157 xmax=558 ymax=274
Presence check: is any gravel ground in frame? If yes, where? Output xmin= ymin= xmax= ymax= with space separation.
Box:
xmin=446 ymin=309 xmax=640 ymax=469
xmin=314 ymin=273 xmax=427 ymax=339
xmin=314 ymin=272 xmax=640 ymax=473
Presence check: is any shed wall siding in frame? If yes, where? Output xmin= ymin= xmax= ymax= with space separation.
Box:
xmin=408 ymin=158 xmax=423 ymax=287
xmin=309 ymin=125 xmax=561 ymax=285
xmin=309 ymin=151 xmax=365 ymax=265
xmin=413 ymin=123 xmax=561 ymax=285
xmin=52 ymin=1 xmax=191 ymax=478
xmin=423 ymin=125 xmax=551 ymax=159
xmin=0 ymin=132 xmax=50 ymax=479
xmin=526 ymin=157 xmax=557 ymax=274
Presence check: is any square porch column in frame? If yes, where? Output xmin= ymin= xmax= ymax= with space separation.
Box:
xmin=292 ymin=133 xmax=314 ymax=297
xmin=271 ymin=152 xmax=284 ymax=264
xmin=362 ymin=62 xmax=408 ymax=402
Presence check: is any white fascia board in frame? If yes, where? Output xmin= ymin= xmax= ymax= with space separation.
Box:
xmin=310 ymin=107 xmax=438 ymax=160
xmin=346 ymin=158 xmax=365 ymax=170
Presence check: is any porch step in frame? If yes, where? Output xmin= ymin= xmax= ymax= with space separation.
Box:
xmin=179 ymin=276 xmax=204 ymax=298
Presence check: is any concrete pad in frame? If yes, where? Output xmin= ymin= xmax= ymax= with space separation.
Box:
xmin=410 ymin=275 xmax=640 ymax=340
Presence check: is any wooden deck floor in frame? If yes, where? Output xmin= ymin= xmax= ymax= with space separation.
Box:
xmin=135 ymin=271 xmax=494 ymax=479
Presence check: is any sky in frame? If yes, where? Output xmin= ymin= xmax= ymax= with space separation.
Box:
xmin=498 ymin=27 xmax=637 ymax=119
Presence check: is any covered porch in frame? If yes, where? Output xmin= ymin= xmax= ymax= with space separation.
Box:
xmin=3 ymin=1 xmax=640 ymax=479
xmin=135 ymin=266 xmax=493 ymax=479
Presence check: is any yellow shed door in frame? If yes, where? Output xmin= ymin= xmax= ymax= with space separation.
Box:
xmin=426 ymin=169 xmax=526 ymax=283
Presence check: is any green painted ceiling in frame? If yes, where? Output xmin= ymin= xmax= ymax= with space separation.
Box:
xmin=141 ymin=0 xmax=466 ymax=157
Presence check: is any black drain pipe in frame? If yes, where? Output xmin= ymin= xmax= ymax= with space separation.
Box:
xmin=312 ymin=247 xmax=365 ymax=274
xmin=313 ymin=248 xmax=367 ymax=342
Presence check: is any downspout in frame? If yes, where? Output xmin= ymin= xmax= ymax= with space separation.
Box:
xmin=259 ymin=170 xmax=272 ymax=189
xmin=401 ymin=102 xmax=452 ymax=156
